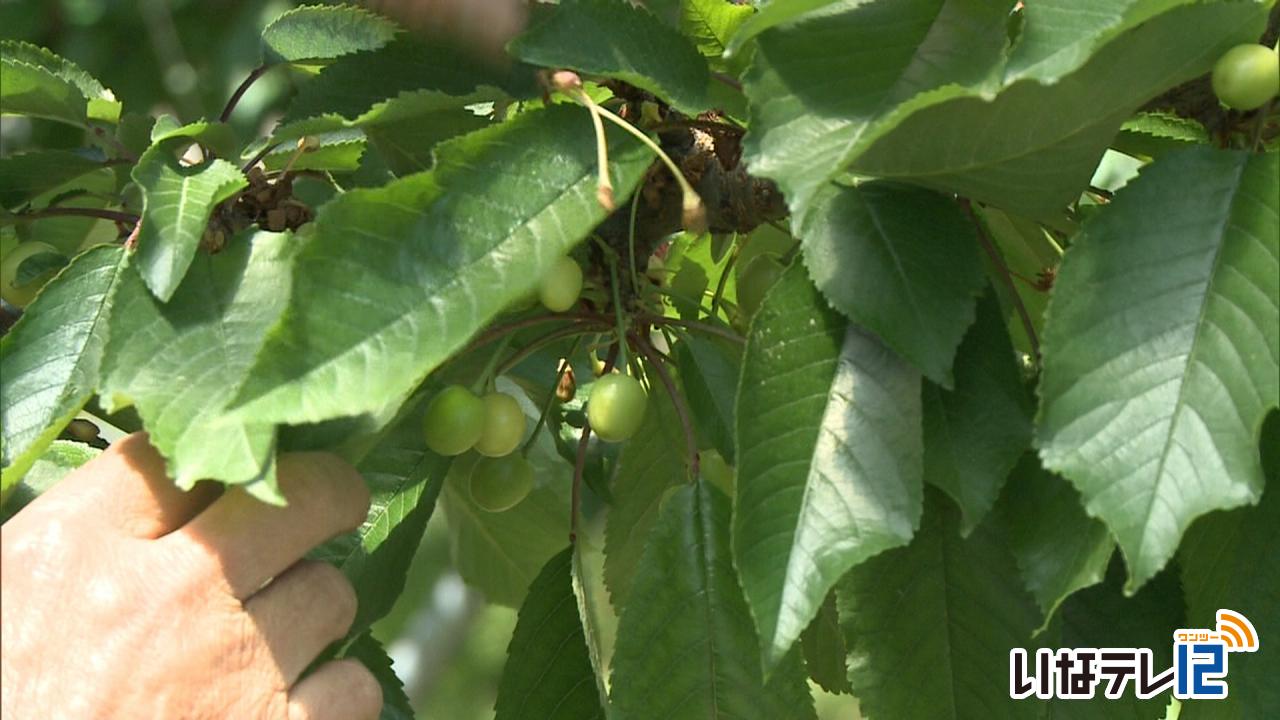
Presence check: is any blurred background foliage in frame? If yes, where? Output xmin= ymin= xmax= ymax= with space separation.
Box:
xmin=0 ymin=2 xmax=859 ymax=716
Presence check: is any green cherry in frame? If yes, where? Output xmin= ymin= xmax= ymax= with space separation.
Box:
xmin=1212 ymin=43 xmax=1279 ymax=111
xmin=474 ymin=392 xmax=526 ymax=457
xmin=422 ymin=385 xmax=486 ymax=456
xmin=538 ymin=256 xmax=584 ymax=312
xmin=587 ymin=373 xmax=647 ymax=442
xmin=469 ymin=454 xmax=535 ymax=512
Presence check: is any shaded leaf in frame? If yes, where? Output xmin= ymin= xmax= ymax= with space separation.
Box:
xmin=343 ymin=633 xmax=414 ymax=720
xmin=0 ymin=150 xmax=109 ymax=210
xmin=611 ymin=480 xmax=816 ymax=720
xmin=1 ymin=246 xmax=126 ymax=490
xmin=262 ymin=4 xmax=398 ymax=65
xmin=310 ymin=399 xmax=451 ymax=636
xmin=232 ymin=105 xmax=652 ymax=426
xmin=675 ymin=333 xmax=740 ymax=463
xmin=801 ymin=590 xmax=851 ymax=695
xmin=735 ymin=262 xmax=922 ymax=670
xmin=1037 ymin=148 xmax=1279 ymax=592
xmin=922 ymin=289 xmax=1033 ymax=532
xmin=510 ymin=0 xmax=711 ymax=113
xmin=99 ymin=234 xmax=296 ymax=496
xmin=1178 ymin=416 xmax=1279 ymax=720
xmin=603 ymin=376 xmax=689 ymax=606
xmin=798 ymin=181 xmax=985 ymax=386
xmin=837 ymin=489 xmax=1045 ymax=720
xmin=1044 ymin=558 xmax=1184 ymax=720
xmin=996 ymin=455 xmax=1115 ymax=630
xmin=849 ymin=2 xmax=1267 ymax=217
xmin=283 ymin=37 xmax=537 ymax=123
xmin=494 ymin=547 xmax=605 ymax=720
xmin=743 ymin=0 xmax=1011 ymax=216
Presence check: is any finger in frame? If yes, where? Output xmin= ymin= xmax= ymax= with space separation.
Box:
xmin=37 ymin=432 xmax=220 ymax=539
xmin=243 ymin=561 xmax=357 ymax=685
xmin=168 ymin=452 xmax=369 ymax=598
xmin=287 ymin=659 xmax=382 ymax=720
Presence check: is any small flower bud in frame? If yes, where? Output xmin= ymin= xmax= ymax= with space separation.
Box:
xmin=549 ymin=70 xmax=583 ymax=92
xmin=596 ymin=183 xmax=616 ymax=211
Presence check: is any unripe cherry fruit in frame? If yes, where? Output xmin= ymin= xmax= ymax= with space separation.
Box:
xmin=587 ymin=373 xmax=647 ymax=442
xmin=422 ymin=385 xmax=486 ymax=456
xmin=539 ymin=256 xmax=584 ymax=312
xmin=0 ymin=241 xmax=61 ymax=308
xmin=474 ymin=392 xmax=526 ymax=457
xmin=1211 ymin=43 xmax=1279 ymax=111
xmin=469 ymin=454 xmax=535 ymax=512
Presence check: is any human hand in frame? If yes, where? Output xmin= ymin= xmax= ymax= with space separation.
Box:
xmin=0 ymin=434 xmax=379 ymax=719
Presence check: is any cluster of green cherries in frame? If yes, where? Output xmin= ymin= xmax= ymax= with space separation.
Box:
xmin=423 ymin=254 xmax=648 ymax=512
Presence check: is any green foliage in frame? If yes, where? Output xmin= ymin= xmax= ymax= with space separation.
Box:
xmin=1037 ymin=148 xmax=1278 ymax=592
xmin=735 ymin=262 xmax=923 ymax=669
xmin=3 ymin=2 xmax=1278 ymax=717
xmin=494 ymin=547 xmax=604 ymax=720
xmin=838 ymin=490 xmax=1046 ymax=720
xmin=511 ymin=0 xmax=711 ymax=114
xmin=610 ymin=479 xmax=816 ymax=720
xmin=0 ymin=40 xmax=121 ymax=127
xmin=261 ymin=4 xmax=399 ymax=66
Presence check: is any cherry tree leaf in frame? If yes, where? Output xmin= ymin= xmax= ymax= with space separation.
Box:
xmin=232 ymin=105 xmax=651 ymax=426
xmin=1178 ymin=417 xmax=1279 ymax=720
xmin=611 ymin=480 xmax=816 ymax=720
xmin=1 ymin=246 xmax=127 ymax=491
xmin=744 ymin=0 xmax=1268 ymax=218
xmin=261 ymin=4 xmax=398 ymax=66
xmin=922 ymin=290 xmax=1033 ymax=532
xmin=99 ymin=233 xmax=298 ymax=498
xmin=603 ymin=386 xmax=688 ymax=606
xmin=0 ymin=41 xmax=120 ymax=127
xmin=0 ymin=150 xmax=109 ymax=210
xmin=995 ymin=455 xmax=1115 ymax=630
xmin=343 ymin=633 xmax=414 ymax=720
xmin=798 ymin=181 xmax=986 ymax=386
xmin=309 ymin=398 xmax=451 ymax=637
xmin=837 ymin=490 xmax=1045 ymax=720
xmin=1037 ymin=148 xmax=1279 ymax=592
xmin=734 ymin=262 xmax=923 ymax=670
xmin=494 ymin=547 xmax=605 ymax=720
xmin=510 ymin=0 xmax=711 ymax=114
xmin=131 ymin=124 xmax=248 ymax=301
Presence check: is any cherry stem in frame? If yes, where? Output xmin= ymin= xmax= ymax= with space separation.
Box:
xmin=495 ymin=324 xmax=606 ymax=379
xmin=466 ymin=313 xmax=603 ymax=353
xmin=708 ymin=239 xmax=739 ymax=318
xmin=220 ymin=64 xmax=272 ymax=123
xmin=608 ymin=257 xmax=631 ymax=372
xmin=571 ymin=343 xmax=618 ymax=544
xmin=15 ymin=207 xmax=140 ymax=225
xmin=961 ymin=199 xmax=1041 ymax=361
xmin=522 ymin=336 xmax=583 ymax=457
xmin=631 ymin=332 xmax=699 ymax=483
xmin=572 ymin=91 xmax=702 ymax=207
xmin=640 ymin=314 xmax=743 ymax=345
xmin=470 ymin=334 xmax=515 ymax=395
